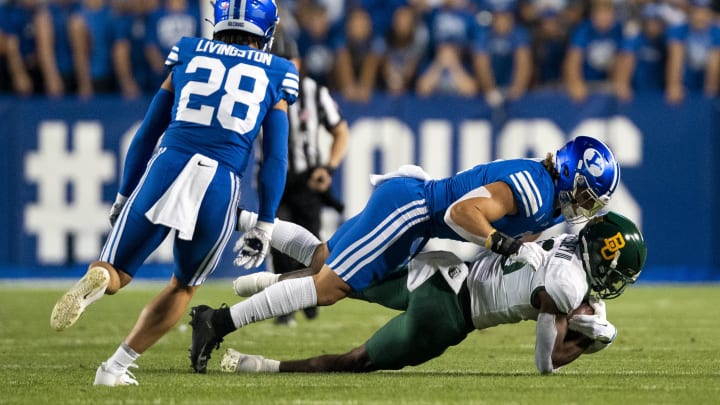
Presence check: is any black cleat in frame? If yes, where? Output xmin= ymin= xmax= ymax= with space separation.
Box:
xmin=188 ymin=305 xmax=224 ymax=374
xmin=303 ymin=306 xmax=319 ymax=320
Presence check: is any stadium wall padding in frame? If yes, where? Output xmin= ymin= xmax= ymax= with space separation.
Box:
xmin=0 ymin=91 xmax=717 ymax=282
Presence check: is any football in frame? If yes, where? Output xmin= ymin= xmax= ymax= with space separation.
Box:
xmin=570 ymin=302 xmax=595 ymax=318
xmin=565 ymin=302 xmax=595 ymax=342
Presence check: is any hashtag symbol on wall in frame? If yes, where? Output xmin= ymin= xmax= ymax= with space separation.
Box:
xmin=24 ymin=121 xmax=116 ymax=264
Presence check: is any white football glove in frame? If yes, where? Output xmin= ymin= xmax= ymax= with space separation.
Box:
xmin=568 ymin=314 xmax=617 ymax=344
xmin=507 ymin=242 xmax=547 ymax=272
xmin=109 ymin=194 xmax=128 ymax=227
xmin=588 ymin=296 xmax=607 ymax=320
xmin=233 ymin=221 xmax=274 ymax=269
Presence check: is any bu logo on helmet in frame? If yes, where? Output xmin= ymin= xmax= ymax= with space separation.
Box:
xmin=601 ymin=232 xmax=626 ymax=260
xmin=583 ymin=148 xmax=605 ymax=177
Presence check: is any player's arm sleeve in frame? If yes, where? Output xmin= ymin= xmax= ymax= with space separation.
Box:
xmin=504 ymin=170 xmax=543 ymax=218
xmin=257 ymin=107 xmax=289 ymax=223
xmin=535 ymin=312 xmax=557 ymax=374
xmin=281 ymin=64 xmax=299 ymax=105
xmin=118 ymin=86 xmax=174 ymax=196
xmin=535 ymin=288 xmax=579 ymax=375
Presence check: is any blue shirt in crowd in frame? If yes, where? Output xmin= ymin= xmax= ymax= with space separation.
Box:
xmin=666 ymin=22 xmax=720 ymax=91
xmin=621 ymin=29 xmax=666 ymax=91
xmin=474 ymin=24 xmax=530 ymax=87
xmin=570 ymin=20 xmax=624 ymax=80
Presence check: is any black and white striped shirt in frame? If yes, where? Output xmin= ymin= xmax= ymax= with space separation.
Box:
xmin=287 ymin=76 xmax=343 ymax=174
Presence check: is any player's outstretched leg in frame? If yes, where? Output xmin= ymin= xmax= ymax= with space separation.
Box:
xmin=50 ymin=264 xmax=117 ymax=331
xmin=188 ymin=304 xmax=227 ymax=373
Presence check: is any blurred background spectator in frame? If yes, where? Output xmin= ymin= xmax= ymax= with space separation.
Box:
xmin=613 ymin=3 xmax=668 ymax=101
xmin=416 ymin=0 xmax=478 ymax=96
xmin=144 ymin=0 xmax=198 ymax=90
xmin=112 ymin=0 xmax=153 ymax=98
xmin=563 ymin=0 xmax=624 ymax=102
xmin=4 ymin=0 xmax=52 ymax=96
xmin=295 ymin=0 xmax=335 ymax=88
xmin=530 ymin=4 xmax=568 ymax=88
xmin=69 ymin=0 xmax=114 ymax=97
xmin=665 ymin=0 xmax=720 ymax=103
xmin=333 ymin=7 xmax=383 ymax=102
xmin=0 ymin=0 xmax=716 ymax=105
xmin=473 ymin=0 xmax=532 ymax=104
xmin=380 ymin=5 xmax=428 ymax=95
xmin=45 ymin=0 xmax=80 ymax=97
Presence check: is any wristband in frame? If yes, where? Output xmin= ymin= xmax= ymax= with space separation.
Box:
xmin=485 ymin=229 xmax=522 ymax=256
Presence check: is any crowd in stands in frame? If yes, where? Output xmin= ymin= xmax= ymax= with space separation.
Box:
xmin=0 ymin=0 xmax=718 ymax=104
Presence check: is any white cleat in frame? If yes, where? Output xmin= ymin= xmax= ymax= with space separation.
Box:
xmin=94 ymin=362 xmax=139 ymax=386
xmin=232 ymin=272 xmax=279 ymax=297
xmin=50 ymin=266 xmax=110 ymax=331
xmin=221 ymin=349 xmax=269 ymax=373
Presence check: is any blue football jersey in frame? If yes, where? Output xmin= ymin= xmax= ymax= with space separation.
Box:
xmin=161 ymin=36 xmax=299 ymax=174
xmin=426 ymin=159 xmax=560 ymax=239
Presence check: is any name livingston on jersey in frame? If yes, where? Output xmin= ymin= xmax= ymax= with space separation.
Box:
xmin=194 ymin=39 xmax=273 ymax=65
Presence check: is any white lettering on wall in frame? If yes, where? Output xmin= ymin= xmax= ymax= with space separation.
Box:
xmin=343 ymin=118 xmax=414 ymax=217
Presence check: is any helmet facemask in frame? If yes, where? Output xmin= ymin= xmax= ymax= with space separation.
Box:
xmin=559 ymin=173 xmax=610 ymax=224
xmin=581 ymin=236 xmax=640 ymax=298
xmin=579 ymin=212 xmax=646 ymax=300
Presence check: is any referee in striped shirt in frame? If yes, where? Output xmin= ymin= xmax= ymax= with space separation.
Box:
xmin=269 ymin=28 xmax=349 ymax=325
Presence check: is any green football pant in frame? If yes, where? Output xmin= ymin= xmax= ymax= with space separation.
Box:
xmin=358 ymin=270 xmax=475 ymax=370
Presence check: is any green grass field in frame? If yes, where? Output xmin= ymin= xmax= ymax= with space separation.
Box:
xmin=1 ymin=281 xmax=718 ymax=404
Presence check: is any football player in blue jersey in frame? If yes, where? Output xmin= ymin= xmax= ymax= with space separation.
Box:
xmin=189 ymin=135 xmax=621 ymax=373
xmin=49 ymin=0 xmax=298 ymax=386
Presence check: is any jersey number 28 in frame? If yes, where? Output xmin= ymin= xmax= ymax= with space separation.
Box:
xmin=176 ymin=55 xmax=270 ymax=135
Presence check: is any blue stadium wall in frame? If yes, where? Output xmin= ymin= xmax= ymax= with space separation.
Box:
xmin=0 ymin=91 xmax=718 ymax=282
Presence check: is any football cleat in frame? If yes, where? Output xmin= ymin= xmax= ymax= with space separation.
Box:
xmin=220 ymin=348 xmax=268 ymax=373
xmin=93 ymin=362 xmax=139 ymax=386
xmin=188 ymin=305 xmax=225 ymax=374
xmin=303 ymin=306 xmax=319 ymax=320
xmin=50 ymin=266 xmax=110 ymax=331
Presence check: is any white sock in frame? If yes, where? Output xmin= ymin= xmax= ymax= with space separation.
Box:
xmin=238 ymin=210 xmax=320 ymax=266
xmin=229 ymin=277 xmax=317 ymax=328
xmin=263 ymin=358 xmax=280 ymax=372
xmin=242 ymin=354 xmax=281 ymax=373
xmin=106 ymin=343 xmax=140 ymax=375
xmin=272 ymin=220 xmax=321 ymax=267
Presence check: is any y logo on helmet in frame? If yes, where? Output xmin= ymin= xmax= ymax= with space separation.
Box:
xmin=600 ymin=232 xmax=626 ymax=260
xmin=583 ymin=148 xmax=605 ymax=177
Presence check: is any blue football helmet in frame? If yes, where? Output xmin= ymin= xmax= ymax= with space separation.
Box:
xmin=213 ymin=0 xmax=279 ymax=51
xmin=555 ymin=136 xmax=620 ymax=224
